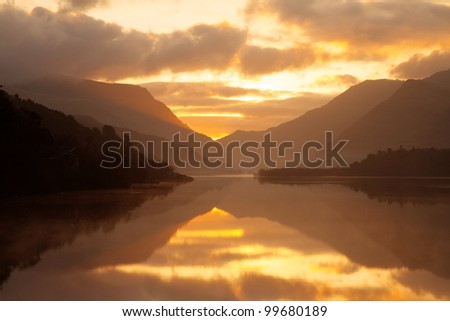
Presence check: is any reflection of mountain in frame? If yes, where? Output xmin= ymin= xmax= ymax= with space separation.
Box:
xmin=243 ymin=179 xmax=450 ymax=279
xmin=337 ymin=187 xmax=450 ymax=280
xmin=0 ymin=179 xmax=226 ymax=290
xmin=43 ymin=179 xmax=227 ymax=271
xmin=0 ymin=187 xmax=170 ymax=288
xmin=5 ymin=75 xmax=210 ymax=141
xmin=342 ymin=178 xmax=450 ymax=206
xmin=219 ymin=180 xmax=402 ymax=269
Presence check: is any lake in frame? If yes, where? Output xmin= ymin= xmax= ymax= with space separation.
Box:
xmin=1 ymin=177 xmax=450 ymax=300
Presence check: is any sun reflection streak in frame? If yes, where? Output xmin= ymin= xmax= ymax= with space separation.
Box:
xmin=172 ymin=229 xmax=244 ymax=238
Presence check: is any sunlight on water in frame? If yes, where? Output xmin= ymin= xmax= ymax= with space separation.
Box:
xmin=94 ymin=207 xmax=440 ymax=300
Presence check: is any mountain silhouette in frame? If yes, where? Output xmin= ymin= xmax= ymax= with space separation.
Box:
xmin=219 ymin=69 xmax=450 ymax=166
xmin=5 ymin=75 xmax=210 ymax=142
xmin=221 ymin=79 xmax=402 ymax=147
xmin=342 ymin=71 xmax=450 ymax=160
xmin=425 ymin=68 xmax=450 ymax=89
xmin=6 ymin=69 xmax=450 ymax=170
xmin=219 ymin=79 xmax=402 ymax=167
xmin=0 ymin=88 xmax=187 ymax=197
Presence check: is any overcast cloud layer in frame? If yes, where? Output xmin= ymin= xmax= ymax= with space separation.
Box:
xmin=0 ymin=5 xmax=247 ymax=83
xmin=1 ymin=1 xmax=450 ymax=84
xmin=246 ymin=0 xmax=450 ymax=45
xmin=58 ymin=0 xmax=107 ymax=11
xmin=0 ymin=4 xmax=321 ymax=84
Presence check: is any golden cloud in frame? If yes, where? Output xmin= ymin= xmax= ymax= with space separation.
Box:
xmin=314 ymin=74 xmax=360 ymax=87
xmin=391 ymin=50 xmax=450 ymax=79
xmin=142 ymin=82 xmax=278 ymax=99
xmin=246 ymin=0 xmax=450 ymax=46
xmin=58 ymin=0 xmax=108 ymax=11
xmin=238 ymin=45 xmax=318 ymax=75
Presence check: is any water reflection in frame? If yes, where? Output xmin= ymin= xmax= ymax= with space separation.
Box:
xmin=0 ymin=187 xmax=166 ymax=288
xmin=0 ymin=178 xmax=449 ymax=300
xmin=96 ymin=207 xmax=439 ymax=300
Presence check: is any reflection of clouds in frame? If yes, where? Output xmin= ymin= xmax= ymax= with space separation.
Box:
xmin=3 ymin=269 xmax=237 ymax=300
xmin=92 ymin=207 xmax=449 ymax=300
xmin=238 ymin=274 xmax=317 ymax=300
xmin=395 ymin=271 xmax=450 ymax=300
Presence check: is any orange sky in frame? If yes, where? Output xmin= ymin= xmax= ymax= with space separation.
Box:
xmin=6 ymin=0 xmax=450 ymax=138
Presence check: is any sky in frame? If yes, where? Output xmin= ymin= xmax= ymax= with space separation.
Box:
xmin=2 ymin=0 xmax=450 ymax=138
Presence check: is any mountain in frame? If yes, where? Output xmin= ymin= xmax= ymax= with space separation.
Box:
xmin=220 ymin=79 xmax=402 ymax=146
xmin=342 ymin=71 xmax=450 ymax=160
xmin=4 ymin=75 xmax=210 ymax=142
xmin=0 ymin=88 xmax=186 ymax=197
xmin=220 ymin=69 xmax=450 ymax=167
xmin=218 ymin=79 xmax=402 ymax=167
xmin=425 ymin=68 xmax=450 ymax=89
xmin=74 ymin=114 xmax=168 ymax=161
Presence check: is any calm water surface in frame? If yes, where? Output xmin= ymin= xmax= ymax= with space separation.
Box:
xmin=1 ymin=177 xmax=450 ymax=300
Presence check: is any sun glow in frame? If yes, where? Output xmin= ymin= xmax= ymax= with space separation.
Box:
xmin=174 ymin=112 xmax=245 ymax=118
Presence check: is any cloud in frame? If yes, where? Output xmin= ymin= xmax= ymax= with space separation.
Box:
xmin=58 ymin=0 xmax=108 ymax=11
xmin=395 ymin=271 xmax=450 ymax=299
xmin=0 ymin=4 xmax=369 ymax=83
xmin=142 ymin=82 xmax=276 ymax=99
xmin=246 ymin=0 xmax=450 ymax=46
xmin=169 ymin=95 xmax=329 ymax=118
xmin=314 ymin=74 xmax=360 ymax=87
xmin=225 ymin=94 xmax=332 ymax=119
xmin=238 ymin=273 xmax=318 ymax=300
xmin=391 ymin=50 xmax=450 ymax=79
xmin=239 ymin=45 xmax=317 ymax=75
xmin=147 ymin=24 xmax=247 ymax=74
xmin=0 ymin=5 xmax=247 ymax=84
xmin=141 ymin=82 xmax=331 ymax=119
